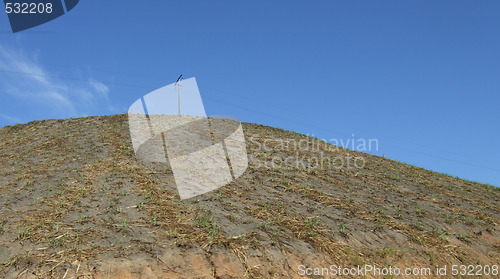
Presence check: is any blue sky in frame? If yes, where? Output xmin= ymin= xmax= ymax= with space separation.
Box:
xmin=0 ymin=0 xmax=499 ymax=186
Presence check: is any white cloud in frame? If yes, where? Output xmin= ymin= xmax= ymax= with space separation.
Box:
xmin=0 ymin=43 xmax=111 ymax=118
xmin=89 ymin=78 xmax=110 ymax=100
xmin=0 ymin=45 xmax=73 ymax=109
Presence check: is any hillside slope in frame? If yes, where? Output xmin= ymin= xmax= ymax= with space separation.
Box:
xmin=0 ymin=114 xmax=498 ymax=278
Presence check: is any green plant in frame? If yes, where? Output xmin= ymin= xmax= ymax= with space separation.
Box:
xmin=271 ymin=229 xmax=280 ymax=245
xmin=305 ymin=218 xmax=319 ymax=236
xmin=457 ymin=233 xmax=469 ymax=241
xmin=208 ymin=220 xmax=220 ymax=242
xmin=374 ymin=214 xmax=385 ymax=230
xmin=415 ymin=203 xmax=423 ymax=217
xmin=138 ymin=199 xmax=145 ymax=209
xmin=435 ymin=227 xmax=447 ymax=239
xmin=167 ymin=228 xmax=177 ymax=237
xmin=120 ymin=145 xmax=134 ymax=156
xmin=196 ymin=214 xmax=212 ymax=228
xmin=339 ymin=222 xmax=347 ymax=233
xmin=276 ymin=200 xmax=283 ymax=210
xmin=306 ymin=218 xmax=319 ymax=228
xmin=80 ymin=186 xmax=87 ymax=197
xmin=413 ymin=222 xmax=424 ymax=231
xmin=445 ymin=214 xmax=453 ymax=224
xmin=396 ymin=206 xmax=403 ymax=218
xmin=17 ymin=225 xmax=31 ymax=240
xmin=151 ymin=212 xmax=158 ymax=225
xmin=196 ymin=214 xmax=220 ymax=242
xmin=415 ymin=236 xmax=426 ymax=246
xmin=211 ymin=188 xmax=223 ymax=201
xmin=121 ymin=219 xmax=129 ymax=230
xmin=387 ymin=172 xmax=401 ymax=181
xmin=462 ymin=216 xmax=478 ymax=226
xmin=51 ymin=235 xmax=66 ymax=248
xmin=376 ymin=247 xmax=398 ymax=258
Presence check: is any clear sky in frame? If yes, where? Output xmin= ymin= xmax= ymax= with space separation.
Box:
xmin=0 ymin=1 xmax=499 ymax=186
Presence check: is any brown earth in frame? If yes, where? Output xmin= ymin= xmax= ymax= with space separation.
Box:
xmin=0 ymin=114 xmax=498 ymax=278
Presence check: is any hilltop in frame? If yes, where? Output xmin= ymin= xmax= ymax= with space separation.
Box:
xmin=0 ymin=114 xmax=498 ymax=278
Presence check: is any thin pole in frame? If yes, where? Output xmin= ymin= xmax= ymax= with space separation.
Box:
xmin=175 ymin=75 xmax=182 ymax=115
xmin=178 ymin=81 xmax=181 ymax=115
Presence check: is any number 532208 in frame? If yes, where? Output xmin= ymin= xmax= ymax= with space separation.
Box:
xmin=5 ymin=2 xmax=53 ymax=14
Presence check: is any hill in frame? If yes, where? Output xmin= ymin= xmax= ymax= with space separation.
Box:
xmin=0 ymin=114 xmax=498 ymax=278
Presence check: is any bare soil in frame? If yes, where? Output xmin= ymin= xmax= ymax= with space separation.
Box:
xmin=0 ymin=114 xmax=498 ymax=278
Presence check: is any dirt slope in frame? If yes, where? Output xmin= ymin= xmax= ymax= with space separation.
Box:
xmin=0 ymin=114 xmax=498 ymax=278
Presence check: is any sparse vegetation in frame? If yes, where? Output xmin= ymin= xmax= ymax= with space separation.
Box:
xmin=457 ymin=233 xmax=470 ymax=242
xmin=0 ymin=115 xmax=498 ymax=278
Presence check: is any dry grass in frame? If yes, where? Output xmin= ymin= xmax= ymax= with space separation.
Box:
xmin=0 ymin=114 xmax=498 ymax=278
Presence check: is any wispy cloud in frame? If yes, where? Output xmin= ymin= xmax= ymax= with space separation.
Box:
xmin=0 ymin=43 xmax=111 ymax=119
xmin=0 ymin=45 xmax=74 ymax=110
xmin=89 ymin=78 xmax=110 ymax=100
xmin=0 ymin=113 xmax=22 ymax=124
